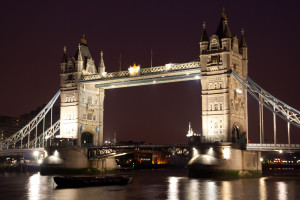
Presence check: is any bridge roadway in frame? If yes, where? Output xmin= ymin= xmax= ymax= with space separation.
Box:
xmin=1 ymin=143 xmax=300 ymax=157
xmin=0 ymin=148 xmax=44 ymax=157
xmin=88 ymin=144 xmax=189 ymax=159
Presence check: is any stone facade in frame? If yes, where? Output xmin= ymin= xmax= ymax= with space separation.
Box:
xmin=59 ymin=37 xmax=105 ymax=146
xmin=200 ymin=11 xmax=248 ymax=143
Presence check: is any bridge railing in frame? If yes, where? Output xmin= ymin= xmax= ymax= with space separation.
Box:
xmin=247 ymin=143 xmax=300 ymax=151
xmin=82 ymin=61 xmax=200 ymax=81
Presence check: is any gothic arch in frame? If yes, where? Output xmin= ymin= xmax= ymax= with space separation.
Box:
xmin=81 ymin=132 xmax=93 ymax=147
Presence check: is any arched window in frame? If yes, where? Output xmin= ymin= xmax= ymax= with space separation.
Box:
xmin=219 ymin=82 xmax=223 ymax=89
xmin=214 ymin=104 xmax=218 ymax=111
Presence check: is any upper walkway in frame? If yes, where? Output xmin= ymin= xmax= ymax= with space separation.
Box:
xmin=81 ymin=61 xmax=201 ymax=89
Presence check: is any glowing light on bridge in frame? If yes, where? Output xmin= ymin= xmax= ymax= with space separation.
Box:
xmin=235 ymin=89 xmax=243 ymax=94
xmin=128 ymin=63 xmax=140 ymax=76
xmin=33 ymin=151 xmax=39 ymax=157
xmin=223 ymin=147 xmax=230 ymax=159
xmin=194 ymin=75 xmax=200 ymax=79
xmin=101 ymin=71 xmax=107 ymax=77
xmin=165 ymin=63 xmax=173 ymax=70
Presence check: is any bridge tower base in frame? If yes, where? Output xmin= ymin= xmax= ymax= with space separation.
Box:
xmin=187 ymin=143 xmax=262 ymax=178
xmin=41 ymin=146 xmax=117 ymax=174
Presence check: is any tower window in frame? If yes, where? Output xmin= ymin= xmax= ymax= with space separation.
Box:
xmin=211 ymin=55 xmax=219 ymax=64
xmin=220 ymin=103 xmax=223 ymax=110
xmin=214 ymin=104 xmax=218 ymax=111
xmin=219 ymin=82 xmax=223 ymax=89
xmin=210 ymin=104 xmax=213 ymax=111
xmin=87 ymin=113 xmax=92 ymax=120
xmin=88 ymin=96 xmax=92 ymax=104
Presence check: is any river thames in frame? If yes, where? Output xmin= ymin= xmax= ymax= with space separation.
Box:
xmin=0 ymin=169 xmax=300 ymax=200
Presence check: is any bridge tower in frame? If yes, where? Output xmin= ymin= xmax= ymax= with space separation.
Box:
xmin=59 ymin=36 xmax=105 ymax=146
xmin=200 ymin=10 xmax=248 ymax=143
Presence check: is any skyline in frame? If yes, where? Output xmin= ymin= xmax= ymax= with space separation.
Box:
xmin=0 ymin=1 xmax=299 ymax=144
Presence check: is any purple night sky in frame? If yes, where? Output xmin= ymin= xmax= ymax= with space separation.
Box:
xmin=0 ymin=1 xmax=299 ymax=144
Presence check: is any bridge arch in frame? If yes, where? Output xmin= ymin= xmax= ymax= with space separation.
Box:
xmin=81 ymin=132 xmax=93 ymax=147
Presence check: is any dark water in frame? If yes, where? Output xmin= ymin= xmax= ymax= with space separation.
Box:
xmin=1 ymin=170 xmax=300 ymax=200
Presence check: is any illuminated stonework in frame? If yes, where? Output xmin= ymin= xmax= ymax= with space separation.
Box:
xmin=200 ymin=12 xmax=248 ymax=142
xmin=59 ymin=39 xmax=106 ymax=146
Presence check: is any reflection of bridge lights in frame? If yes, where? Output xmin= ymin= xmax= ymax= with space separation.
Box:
xmin=168 ymin=177 xmax=180 ymax=200
xmin=194 ymin=75 xmax=200 ymax=79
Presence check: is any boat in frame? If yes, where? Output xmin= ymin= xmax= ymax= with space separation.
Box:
xmin=54 ymin=175 xmax=132 ymax=188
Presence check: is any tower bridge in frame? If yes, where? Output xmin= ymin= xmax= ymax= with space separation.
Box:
xmin=1 ymin=10 xmax=300 ymax=175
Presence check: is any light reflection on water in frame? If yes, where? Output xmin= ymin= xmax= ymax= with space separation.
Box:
xmin=0 ymin=170 xmax=300 ymax=200
xmin=259 ymin=177 xmax=267 ymax=200
xmin=28 ymin=173 xmax=40 ymax=200
xmin=168 ymin=177 xmax=180 ymax=200
xmin=277 ymin=182 xmax=288 ymax=200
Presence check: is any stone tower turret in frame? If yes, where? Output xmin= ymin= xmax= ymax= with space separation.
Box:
xmin=200 ymin=10 xmax=248 ymax=143
xmin=59 ymin=35 xmax=105 ymax=146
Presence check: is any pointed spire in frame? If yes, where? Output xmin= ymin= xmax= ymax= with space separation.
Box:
xmin=239 ymin=28 xmax=247 ymax=47
xmin=77 ymin=44 xmax=83 ymax=61
xmin=201 ymin=21 xmax=209 ymax=42
xmin=216 ymin=8 xmax=231 ymax=39
xmin=99 ymin=51 xmax=105 ymax=73
xmin=61 ymin=46 xmax=68 ymax=63
xmin=223 ymin=20 xmax=231 ymax=38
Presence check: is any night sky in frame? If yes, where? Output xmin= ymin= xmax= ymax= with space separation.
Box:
xmin=0 ymin=1 xmax=299 ymax=144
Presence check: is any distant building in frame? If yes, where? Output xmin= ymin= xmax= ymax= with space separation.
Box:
xmin=0 ymin=105 xmax=60 ymax=141
xmin=0 ymin=116 xmax=28 ymax=141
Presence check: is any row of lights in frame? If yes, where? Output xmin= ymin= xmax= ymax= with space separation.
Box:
xmin=192 ymin=147 xmax=230 ymax=159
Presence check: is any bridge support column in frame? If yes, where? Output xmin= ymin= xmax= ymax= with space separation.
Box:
xmin=187 ymin=143 xmax=262 ymax=178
